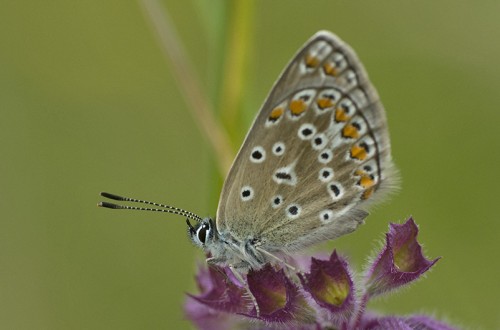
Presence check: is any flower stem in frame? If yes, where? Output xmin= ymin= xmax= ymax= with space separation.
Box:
xmin=351 ymin=290 xmax=370 ymax=329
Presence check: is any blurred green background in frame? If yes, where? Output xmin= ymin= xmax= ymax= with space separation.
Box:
xmin=1 ymin=0 xmax=498 ymax=329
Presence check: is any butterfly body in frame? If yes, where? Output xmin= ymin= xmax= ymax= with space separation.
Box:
xmin=187 ymin=31 xmax=396 ymax=271
xmin=192 ymin=218 xmax=268 ymax=270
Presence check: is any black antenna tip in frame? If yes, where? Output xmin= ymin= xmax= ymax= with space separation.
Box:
xmin=98 ymin=201 xmax=123 ymax=209
xmin=100 ymin=192 xmax=126 ymax=201
xmin=186 ymin=218 xmax=196 ymax=232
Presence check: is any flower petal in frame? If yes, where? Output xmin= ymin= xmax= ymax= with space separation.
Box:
xmin=299 ymin=250 xmax=355 ymax=320
xmin=244 ymin=264 xmax=313 ymax=324
xmin=370 ymin=317 xmax=413 ymax=330
xmin=405 ymin=315 xmax=458 ymax=330
xmin=359 ymin=314 xmax=458 ymax=330
xmin=187 ymin=265 xmax=251 ymax=314
xmin=366 ymin=217 xmax=440 ymax=297
xmin=184 ymin=296 xmax=243 ymax=330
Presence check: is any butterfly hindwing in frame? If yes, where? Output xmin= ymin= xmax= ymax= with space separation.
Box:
xmin=216 ymin=31 xmax=395 ymax=253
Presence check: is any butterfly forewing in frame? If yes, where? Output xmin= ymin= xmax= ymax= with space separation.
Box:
xmin=216 ymin=31 xmax=395 ymax=253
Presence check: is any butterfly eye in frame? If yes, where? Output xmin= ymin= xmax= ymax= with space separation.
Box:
xmin=196 ymin=223 xmax=211 ymax=245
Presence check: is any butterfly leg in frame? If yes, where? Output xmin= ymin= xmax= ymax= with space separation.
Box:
xmin=205 ymin=257 xmax=226 ymax=265
xmin=205 ymin=257 xmax=232 ymax=280
xmin=228 ymin=264 xmax=260 ymax=317
xmin=256 ymin=246 xmax=300 ymax=273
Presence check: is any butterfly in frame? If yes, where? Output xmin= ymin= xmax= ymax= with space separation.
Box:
xmin=99 ymin=30 xmax=396 ymax=275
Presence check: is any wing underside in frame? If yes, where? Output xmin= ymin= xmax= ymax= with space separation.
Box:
xmin=216 ymin=31 xmax=396 ymax=252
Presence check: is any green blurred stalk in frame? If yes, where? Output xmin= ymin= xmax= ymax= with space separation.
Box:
xmin=139 ymin=0 xmax=255 ymax=209
xmin=218 ymin=0 xmax=255 ymax=145
xmin=138 ymin=0 xmax=234 ymax=177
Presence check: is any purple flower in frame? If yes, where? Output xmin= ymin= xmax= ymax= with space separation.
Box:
xmin=360 ymin=314 xmax=458 ymax=330
xmin=186 ymin=264 xmax=251 ymax=314
xmin=184 ymin=218 xmax=456 ymax=330
xmin=365 ymin=218 xmax=440 ymax=297
xmin=184 ymin=297 xmax=242 ymax=330
xmin=244 ymin=264 xmax=313 ymax=324
xmin=299 ymin=251 xmax=355 ymax=323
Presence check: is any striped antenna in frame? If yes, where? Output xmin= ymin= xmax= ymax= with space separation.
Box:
xmin=98 ymin=192 xmax=203 ymax=223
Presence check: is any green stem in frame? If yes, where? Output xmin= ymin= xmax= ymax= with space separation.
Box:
xmin=138 ymin=0 xmax=234 ymax=176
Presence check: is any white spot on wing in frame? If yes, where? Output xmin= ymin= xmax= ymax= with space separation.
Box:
xmin=240 ymin=186 xmax=254 ymax=201
xmin=298 ymin=123 xmax=316 ymax=140
xmin=309 ymin=41 xmax=332 ymax=60
xmin=250 ymin=146 xmax=266 ymax=163
xmin=332 ymin=69 xmax=358 ymax=91
xmin=273 ymin=162 xmax=298 ymax=186
xmin=360 ymin=160 xmax=377 ymax=174
xmin=318 ymin=148 xmax=333 ymax=164
xmin=272 ymin=142 xmax=285 ymax=156
xmin=349 ymin=88 xmax=369 ymax=108
xmin=271 ymin=195 xmax=283 ymax=209
xmin=327 ymin=182 xmax=343 ymax=200
xmin=319 ymin=167 xmax=334 ymax=182
xmin=319 ymin=209 xmax=334 ymax=223
xmin=311 ymin=133 xmax=328 ymax=150
xmin=286 ymin=204 xmax=301 ymax=219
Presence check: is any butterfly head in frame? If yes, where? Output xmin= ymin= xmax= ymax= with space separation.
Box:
xmin=97 ymin=192 xmax=261 ymax=268
xmin=98 ymin=191 xmax=222 ymax=250
xmin=186 ymin=217 xmax=217 ymax=248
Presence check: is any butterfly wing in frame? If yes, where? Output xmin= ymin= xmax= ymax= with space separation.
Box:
xmin=216 ymin=31 xmax=396 ymax=253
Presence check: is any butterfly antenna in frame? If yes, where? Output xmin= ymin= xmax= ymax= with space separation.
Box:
xmin=98 ymin=192 xmax=203 ymax=223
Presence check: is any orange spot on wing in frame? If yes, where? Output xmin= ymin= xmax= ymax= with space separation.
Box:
xmin=290 ymin=100 xmax=307 ymax=116
xmin=354 ymin=169 xmax=366 ymax=176
xmin=317 ymin=98 xmax=334 ymax=109
xmin=323 ymin=62 xmax=338 ymax=76
xmin=358 ymin=174 xmax=375 ymax=188
xmin=269 ymin=107 xmax=284 ymax=121
xmin=362 ymin=187 xmax=375 ymax=200
xmin=350 ymin=145 xmax=367 ymax=161
xmin=335 ymin=108 xmax=349 ymax=122
xmin=342 ymin=124 xmax=359 ymax=139
xmin=305 ymin=54 xmax=319 ymax=68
